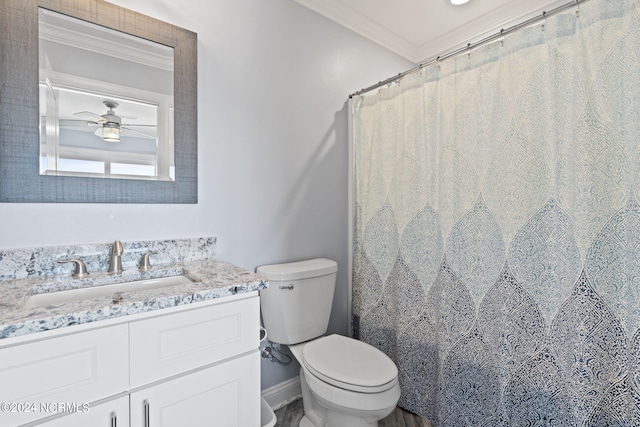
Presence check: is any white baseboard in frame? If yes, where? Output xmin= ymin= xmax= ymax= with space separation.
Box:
xmin=261 ymin=376 xmax=302 ymax=411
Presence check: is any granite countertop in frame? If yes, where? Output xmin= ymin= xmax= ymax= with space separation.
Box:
xmin=0 ymin=258 xmax=267 ymax=340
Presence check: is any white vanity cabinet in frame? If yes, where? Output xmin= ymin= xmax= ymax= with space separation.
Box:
xmin=0 ymin=292 xmax=260 ymax=427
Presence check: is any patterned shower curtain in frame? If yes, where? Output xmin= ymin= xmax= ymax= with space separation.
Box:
xmin=351 ymin=0 xmax=640 ymax=425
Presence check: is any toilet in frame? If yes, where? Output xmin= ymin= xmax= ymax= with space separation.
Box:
xmin=257 ymin=258 xmax=400 ymax=427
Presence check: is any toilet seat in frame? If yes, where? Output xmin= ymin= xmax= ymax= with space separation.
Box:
xmin=301 ymin=334 xmax=398 ymax=393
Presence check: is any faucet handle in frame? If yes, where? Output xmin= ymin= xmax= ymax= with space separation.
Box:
xmin=140 ymin=251 xmax=158 ymax=272
xmin=58 ymin=259 xmax=89 ymax=279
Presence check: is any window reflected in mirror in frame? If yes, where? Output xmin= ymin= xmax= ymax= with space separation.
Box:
xmin=38 ymin=8 xmax=175 ymax=181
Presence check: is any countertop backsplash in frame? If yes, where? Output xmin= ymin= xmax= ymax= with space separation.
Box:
xmin=0 ymin=236 xmax=217 ymax=281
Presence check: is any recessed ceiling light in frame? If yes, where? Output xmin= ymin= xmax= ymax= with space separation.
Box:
xmin=451 ymin=0 xmax=470 ymax=5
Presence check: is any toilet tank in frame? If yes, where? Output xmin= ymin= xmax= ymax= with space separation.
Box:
xmin=257 ymin=258 xmax=337 ymax=345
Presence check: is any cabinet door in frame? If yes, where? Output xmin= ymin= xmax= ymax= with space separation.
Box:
xmin=129 ymin=294 xmax=259 ymax=387
xmin=0 ymin=324 xmax=129 ymax=426
xmin=35 ymin=396 xmax=129 ymax=427
xmin=130 ymin=350 xmax=260 ymax=427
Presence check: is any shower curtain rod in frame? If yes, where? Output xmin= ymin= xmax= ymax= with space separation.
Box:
xmin=349 ymin=0 xmax=589 ymax=98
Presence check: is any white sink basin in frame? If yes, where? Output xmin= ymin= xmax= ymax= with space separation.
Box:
xmin=22 ymin=275 xmax=194 ymax=310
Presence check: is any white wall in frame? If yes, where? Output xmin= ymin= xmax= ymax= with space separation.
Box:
xmin=0 ymin=0 xmax=411 ymax=389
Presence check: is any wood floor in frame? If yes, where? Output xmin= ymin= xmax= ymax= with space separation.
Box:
xmin=274 ymin=398 xmax=432 ymax=427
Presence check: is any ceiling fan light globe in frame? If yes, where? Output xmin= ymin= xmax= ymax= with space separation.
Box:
xmin=451 ymin=0 xmax=470 ymax=5
xmin=101 ymin=122 xmax=121 ymax=142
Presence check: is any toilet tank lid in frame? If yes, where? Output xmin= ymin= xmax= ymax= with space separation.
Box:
xmin=256 ymin=258 xmax=337 ymax=281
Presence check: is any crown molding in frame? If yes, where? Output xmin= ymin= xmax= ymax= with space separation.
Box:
xmin=293 ymin=0 xmax=568 ymax=64
xmin=293 ymin=0 xmax=418 ymax=62
xmin=414 ymin=0 xmax=568 ymax=63
xmin=39 ymin=9 xmax=173 ymax=71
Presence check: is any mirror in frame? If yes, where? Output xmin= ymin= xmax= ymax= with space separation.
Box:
xmin=0 ymin=0 xmax=197 ymax=203
xmin=39 ymin=8 xmax=175 ymax=181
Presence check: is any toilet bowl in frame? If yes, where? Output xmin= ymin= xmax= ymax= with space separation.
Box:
xmin=289 ymin=334 xmax=400 ymax=427
xmin=257 ymin=258 xmax=401 ymax=427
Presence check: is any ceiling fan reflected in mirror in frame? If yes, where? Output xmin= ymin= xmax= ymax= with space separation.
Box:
xmin=60 ymin=100 xmax=156 ymax=142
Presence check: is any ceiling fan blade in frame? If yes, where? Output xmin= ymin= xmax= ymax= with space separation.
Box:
xmin=73 ymin=111 xmax=106 ymax=122
xmin=121 ymin=126 xmax=156 ymax=139
xmin=59 ymin=119 xmax=99 ymax=127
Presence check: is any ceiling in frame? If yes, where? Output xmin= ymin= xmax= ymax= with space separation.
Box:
xmin=294 ymin=0 xmax=569 ymax=63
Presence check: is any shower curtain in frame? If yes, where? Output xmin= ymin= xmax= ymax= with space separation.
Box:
xmin=351 ymin=0 xmax=640 ymax=425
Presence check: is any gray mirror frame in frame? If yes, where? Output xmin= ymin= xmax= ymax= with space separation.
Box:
xmin=0 ymin=0 xmax=197 ymax=203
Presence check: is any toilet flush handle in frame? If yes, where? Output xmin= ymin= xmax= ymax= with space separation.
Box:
xmin=279 ymin=284 xmax=294 ymax=290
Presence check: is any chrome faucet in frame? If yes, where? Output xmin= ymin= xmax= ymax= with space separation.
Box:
xmin=108 ymin=240 xmax=123 ymax=274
